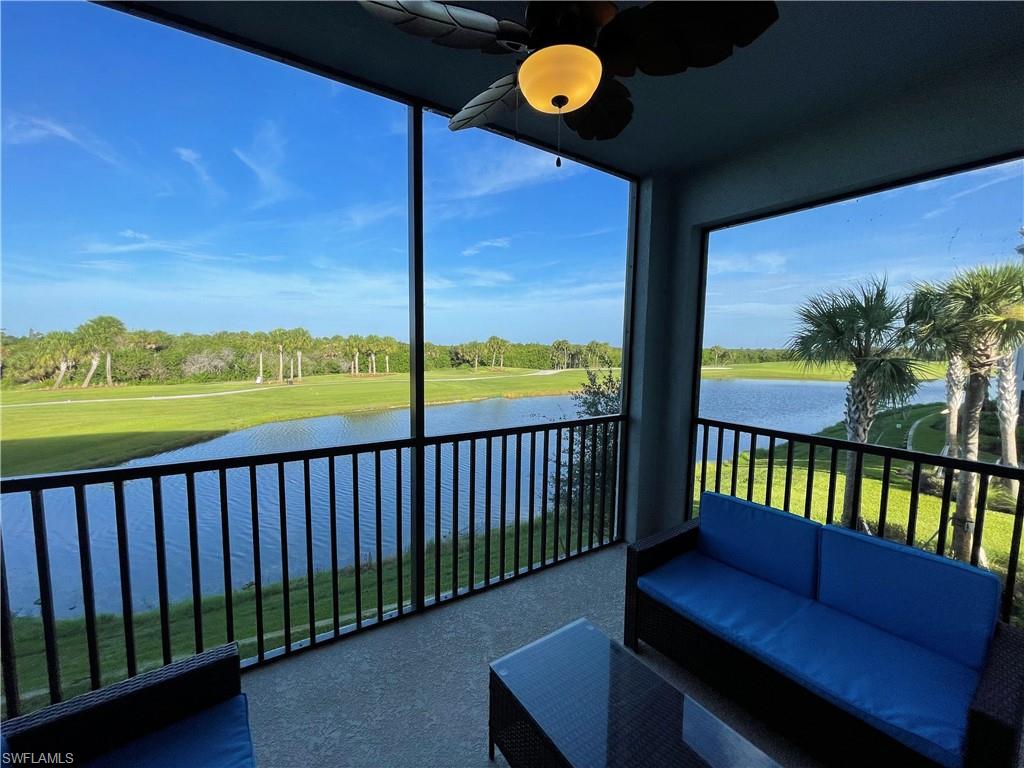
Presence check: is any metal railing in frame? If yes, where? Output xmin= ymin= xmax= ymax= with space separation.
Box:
xmin=693 ymin=417 xmax=1024 ymax=625
xmin=0 ymin=414 xmax=624 ymax=718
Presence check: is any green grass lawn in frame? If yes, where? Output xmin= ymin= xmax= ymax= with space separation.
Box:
xmin=701 ymin=360 xmax=946 ymax=382
xmin=0 ymin=368 xmax=596 ymax=476
xmin=4 ymin=511 xmax=612 ymax=717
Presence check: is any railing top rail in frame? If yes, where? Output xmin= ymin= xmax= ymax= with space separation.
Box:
xmin=697 ymin=416 xmax=1024 ymax=482
xmin=0 ymin=413 xmax=624 ymax=494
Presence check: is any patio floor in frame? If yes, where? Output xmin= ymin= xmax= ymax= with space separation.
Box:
xmin=243 ymin=545 xmax=821 ymax=767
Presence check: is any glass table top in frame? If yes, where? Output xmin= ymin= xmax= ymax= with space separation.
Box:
xmin=491 ymin=618 xmax=780 ymax=768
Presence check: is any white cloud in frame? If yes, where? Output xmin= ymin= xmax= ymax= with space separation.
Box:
xmin=3 ymin=114 xmax=121 ymax=166
xmin=233 ymin=121 xmax=298 ymax=208
xmin=708 ymin=251 xmax=787 ymax=276
xmin=81 ymin=230 xmax=229 ymax=263
xmin=461 ymin=237 xmax=511 ymax=256
xmin=923 ymin=161 xmax=1021 ymax=220
xmin=459 ymin=267 xmax=514 ymax=287
xmin=175 ymin=147 xmax=224 ymax=201
xmin=445 ymin=147 xmax=580 ymax=200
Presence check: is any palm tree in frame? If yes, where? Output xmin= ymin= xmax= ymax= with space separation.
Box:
xmin=914 ymin=263 xmax=1024 ymax=561
xmin=76 ymin=315 xmax=126 ymax=388
xmin=269 ymin=328 xmax=288 ymax=383
xmin=790 ymin=279 xmax=921 ymax=528
xmin=42 ymin=331 xmax=79 ymax=389
xmin=996 ymin=351 xmax=1019 ymax=498
xmin=551 ymin=339 xmax=571 ymax=370
xmin=347 ymin=335 xmax=363 ymax=376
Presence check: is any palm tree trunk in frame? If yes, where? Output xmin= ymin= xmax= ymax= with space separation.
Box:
xmin=944 ymin=355 xmax=967 ymax=458
xmin=105 ymin=351 xmax=113 ymax=386
xmin=81 ymin=353 xmax=100 ymax=388
xmin=952 ymin=372 xmax=988 ymax=561
xmin=297 ymin=350 xmax=303 ymax=380
xmin=996 ymin=351 xmax=1019 ymax=497
xmin=353 ymin=351 xmax=359 ymax=376
xmin=841 ymin=380 xmax=874 ymax=528
xmin=385 ymin=354 xmax=390 ymax=374
xmin=278 ymin=345 xmax=284 ymax=383
xmin=53 ymin=361 xmax=68 ymax=390
xmin=259 ymin=352 xmax=264 ymax=381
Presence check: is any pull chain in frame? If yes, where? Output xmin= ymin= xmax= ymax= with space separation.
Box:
xmin=556 ymin=107 xmax=562 ymax=168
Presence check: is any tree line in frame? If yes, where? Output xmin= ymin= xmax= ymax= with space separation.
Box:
xmin=0 ymin=319 xmax=623 ymax=388
xmin=790 ymin=260 xmax=1024 ymax=566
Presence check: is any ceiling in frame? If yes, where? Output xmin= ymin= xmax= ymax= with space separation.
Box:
xmin=110 ymin=1 xmax=1024 ymax=178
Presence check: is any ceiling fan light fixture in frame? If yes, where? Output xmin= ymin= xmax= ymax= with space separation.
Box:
xmin=518 ymin=44 xmax=602 ymax=115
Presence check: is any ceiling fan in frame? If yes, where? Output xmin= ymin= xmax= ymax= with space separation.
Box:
xmin=362 ymin=1 xmax=779 ymax=141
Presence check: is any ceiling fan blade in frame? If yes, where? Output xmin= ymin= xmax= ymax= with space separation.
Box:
xmin=563 ymin=77 xmax=633 ymax=141
xmin=525 ymin=1 xmax=618 ymax=49
xmin=597 ymin=1 xmax=778 ymax=77
xmin=448 ymin=74 xmax=520 ymax=131
xmin=362 ymin=1 xmax=528 ymax=53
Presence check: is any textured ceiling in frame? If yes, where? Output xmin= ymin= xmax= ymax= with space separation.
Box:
xmin=111 ymin=1 xmax=1024 ymax=178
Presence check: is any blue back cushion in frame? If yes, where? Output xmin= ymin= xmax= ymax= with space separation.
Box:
xmin=818 ymin=526 xmax=1001 ymax=669
xmin=697 ymin=492 xmax=822 ymax=598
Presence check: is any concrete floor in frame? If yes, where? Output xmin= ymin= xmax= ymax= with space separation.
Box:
xmin=243 ymin=546 xmax=821 ymax=767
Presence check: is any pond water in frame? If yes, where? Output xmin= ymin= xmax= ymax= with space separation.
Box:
xmin=4 ymin=378 xmax=946 ymax=616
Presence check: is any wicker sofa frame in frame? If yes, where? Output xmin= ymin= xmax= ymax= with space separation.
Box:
xmin=2 ymin=643 xmax=242 ymax=763
xmin=623 ymin=519 xmax=1024 ymax=768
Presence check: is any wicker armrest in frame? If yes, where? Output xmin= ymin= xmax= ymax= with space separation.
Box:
xmin=3 ymin=644 xmax=241 ymax=762
xmin=628 ymin=518 xmax=700 ymax=576
xmin=966 ymin=623 xmax=1024 ymax=768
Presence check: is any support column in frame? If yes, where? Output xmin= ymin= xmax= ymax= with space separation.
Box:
xmin=407 ymin=104 xmax=426 ymax=610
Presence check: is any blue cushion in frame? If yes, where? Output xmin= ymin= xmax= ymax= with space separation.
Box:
xmin=760 ymin=601 xmax=978 ymax=768
xmin=697 ymin=492 xmax=822 ymax=598
xmin=85 ymin=694 xmax=255 ymax=768
xmin=818 ymin=527 xmax=1001 ymax=669
xmin=638 ymin=551 xmax=813 ymax=655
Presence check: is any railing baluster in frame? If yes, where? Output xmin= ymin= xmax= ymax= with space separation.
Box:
xmin=184 ymin=473 xmax=202 ymax=654
xmin=730 ymin=430 xmax=741 ymax=497
xmin=352 ymin=454 xmax=362 ymax=627
xmin=971 ymin=474 xmax=989 ymax=567
xmin=1002 ymin=487 xmax=1024 ymax=622
xmin=30 ymin=489 xmax=61 ymax=701
xmin=700 ymin=424 xmax=709 ymax=498
xmin=277 ymin=463 xmax=291 ymax=652
xmin=554 ymin=428 xmax=563 ymax=560
xmin=376 ymin=450 xmax=385 ymax=618
xmin=114 ymin=481 xmax=137 ymax=676
xmin=599 ymin=423 xmax=609 ymax=546
xmin=877 ymin=456 xmax=892 ymax=538
xmin=588 ymin=424 xmax=598 ymax=550
xmin=577 ymin=425 xmax=587 ymax=555
xmin=714 ymin=427 xmax=724 ymax=492
xmin=826 ymin=449 xmax=838 ymax=525
xmin=451 ymin=442 xmax=459 ymax=597
xmin=395 ymin=449 xmax=404 ymax=613
xmin=329 ymin=457 xmax=340 ymax=635
xmin=850 ymin=450 xmax=865 ymax=530
xmin=434 ymin=443 xmax=441 ymax=601
xmin=500 ymin=436 xmax=508 ymax=579
xmin=906 ymin=461 xmax=921 ymax=544
xmin=528 ymin=431 xmax=537 ymax=569
xmin=1 ymin=536 xmax=21 ymax=717
xmin=151 ymin=477 xmax=172 ymax=667
xmin=803 ymin=442 xmax=815 ymax=519
xmin=468 ymin=441 xmax=475 ymax=591
xmin=610 ymin=422 xmax=621 ymax=539
xmin=541 ymin=429 xmax=550 ymax=563
xmin=219 ymin=469 xmax=234 ymax=643
xmin=937 ymin=468 xmax=954 ymax=557
xmin=303 ymin=460 xmax=316 ymax=646
xmin=514 ymin=433 xmax=522 ymax=574
xmin=746 ymin=431 xmax=757 ymax=502
xmin=765 ymin=436 xmax=775 ymax=507
xmin=485 ymin=437 xmax=492 ymax=583
xmin=567 ymin=426 xmax=575 ymax=557
xmin=74 ymin=485 xmax=101 ymax=689
xmin=783 ymin=441 xmax=794 ymax=513
xmin=249 ymin=467 xmax=265 ymax=662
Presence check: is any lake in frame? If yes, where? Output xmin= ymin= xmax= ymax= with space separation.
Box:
xmin=3 ymin=378 xmax=946 ymax=616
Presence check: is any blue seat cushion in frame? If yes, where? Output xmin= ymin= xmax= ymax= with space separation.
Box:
xmin=638 ymin=550 xmax=813 ymax=655
xmin=761 ymin=601 xmax=979 ymax=768
xmin=85 ymin=694 xmax=255 ymax=768
xmin=818 ymin=527 xmax=1001 ymax=669
xmin=697 ymin=492 xmax=821 ymax=598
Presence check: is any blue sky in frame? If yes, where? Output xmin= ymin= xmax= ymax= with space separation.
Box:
xmin=2 ymin=3 xmax=1021 ymax=350
xmin=1 ymin=1 xmax=630 ymax=345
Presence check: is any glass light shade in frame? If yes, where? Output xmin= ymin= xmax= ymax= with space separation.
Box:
xmin=518 ymin=44 xmax=603 ymax=115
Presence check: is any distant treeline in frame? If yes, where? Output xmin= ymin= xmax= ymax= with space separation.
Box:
xmin=702 ymin=346 xmax=789 ymax=365
xmin=0 ymin=316 xmax=623 ymax=388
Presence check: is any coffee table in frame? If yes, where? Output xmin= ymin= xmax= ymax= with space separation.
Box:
xmin=489 ymin=618 xmax=780 ymax=768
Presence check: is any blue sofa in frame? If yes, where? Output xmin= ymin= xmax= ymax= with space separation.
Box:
xmin=624 ymin=492 xmax=1024 ymax=768
xmin=1 ymin=644 xmax=254 ymax=767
